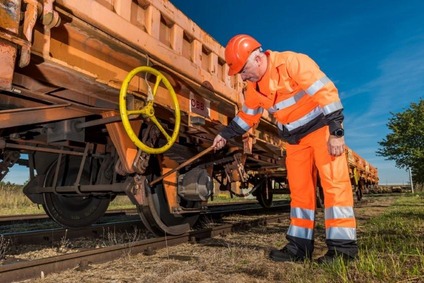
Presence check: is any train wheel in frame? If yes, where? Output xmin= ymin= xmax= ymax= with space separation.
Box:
xmin=42 ymin=157 xmax=111 ymax=228
xmin=256 ymin=178 xmax=273 ymax=208
xmin=137 ymin=156 xmax=200 ymax=236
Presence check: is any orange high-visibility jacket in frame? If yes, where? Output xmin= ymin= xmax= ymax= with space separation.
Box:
xmin=220 ymin=51 xmax=344 ymax=144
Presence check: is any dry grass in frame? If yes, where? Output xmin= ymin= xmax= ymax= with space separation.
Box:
xmin=0 ymin=183 xmax=40 ymax=215
xmin=0 ymin=184 xmax=135 ymax=215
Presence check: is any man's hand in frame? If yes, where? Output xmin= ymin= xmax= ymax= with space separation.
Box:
xmin=328 ymin=135 xmax=345 ymax=156
xmin=212 ymin=134 xmax=227 ymax=150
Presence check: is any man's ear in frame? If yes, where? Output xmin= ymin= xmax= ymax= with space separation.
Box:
xmin=254 ymin=54 xmax=262 ymax=66
xmin=255 ymin=54 xmax=261 ymax=63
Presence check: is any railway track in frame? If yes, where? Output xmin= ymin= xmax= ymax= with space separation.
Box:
xmin=0 ymin=200 xmax=288 ymax=236
xmin=0 ymin=201 xmax=290 ymax=282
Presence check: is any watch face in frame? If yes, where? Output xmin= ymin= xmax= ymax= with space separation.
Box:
xmin=334 ymin=129 xmax=344 ymax=137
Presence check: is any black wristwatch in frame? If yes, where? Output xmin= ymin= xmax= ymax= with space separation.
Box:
xmin=332 ymin=128 xmax=344 ymax=137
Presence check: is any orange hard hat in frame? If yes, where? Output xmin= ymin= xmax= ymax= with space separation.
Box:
xmin=225 ymin=34 xmax=261 ymax=76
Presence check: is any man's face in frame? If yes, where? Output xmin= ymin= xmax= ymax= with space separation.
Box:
xmin=239 ymin=58 xmax=260 ymax=82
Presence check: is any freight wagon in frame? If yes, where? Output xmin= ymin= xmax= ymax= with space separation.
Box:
xmin=0 ymin=0 xmax=378 ymax=235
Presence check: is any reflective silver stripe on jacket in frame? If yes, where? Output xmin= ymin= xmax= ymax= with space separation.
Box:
xmin=306 ymin=76 xmax=331 ymax=95
xmin=322 ymin=100 xmax=343 ymax=115
xmin=271 ymin=76 xmax=341 ymax=132
xmin=287 ymin=225 xmax=314 ymax=240
xmin=325 ymin=206 xmax=355 ymax=220
xmin=268 ymin=90 xmax=306 ymax=113
xmin=291 ymin=207 xmax=315 ymax=221
xmin=242 ymin=104 xmax=263 ymax=115
xmin=269 ymin=76 xmax=329 ymax=114
xmin=326 ymin=227 xmax=357 ymax=240
xmin=306 ymin=76 xmax=343 ymax=115
xmin=284 ymin=106 xmax=323 ymax=132
xmin=233 ymin=116 xmax=251 ymax=131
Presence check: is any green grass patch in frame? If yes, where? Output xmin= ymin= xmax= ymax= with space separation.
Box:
xmin=321 ymin=194 xmax=424 ymax=283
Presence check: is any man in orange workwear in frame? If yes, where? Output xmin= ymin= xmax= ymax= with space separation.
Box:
xmin=212 ymin=34 xmax=358 ymax=263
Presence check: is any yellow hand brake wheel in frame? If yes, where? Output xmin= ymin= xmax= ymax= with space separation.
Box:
xmin=119 ymin=66 xmax=180 ymax=154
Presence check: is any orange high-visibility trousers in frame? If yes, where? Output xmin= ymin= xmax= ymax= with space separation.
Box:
xmin=284 ymin=126 xmax=357 ymax=258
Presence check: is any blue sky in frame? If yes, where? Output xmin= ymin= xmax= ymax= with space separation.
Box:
xmin=3 ymin=0 xmax=423 ymax=185
xmin=169 ymin=0 xmax=424 ymax=185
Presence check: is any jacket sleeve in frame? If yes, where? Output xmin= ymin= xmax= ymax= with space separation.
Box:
xmin=219 ymin=119 xmax=247 ymax=140
xmin=286 ymin=53 xmax=344 ymax=133
xmin=219 ymin=83 xmax=263 ymax=140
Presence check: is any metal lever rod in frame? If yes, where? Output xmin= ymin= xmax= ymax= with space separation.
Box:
xmin=149 ymin=146 xmax=214 ymax=186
